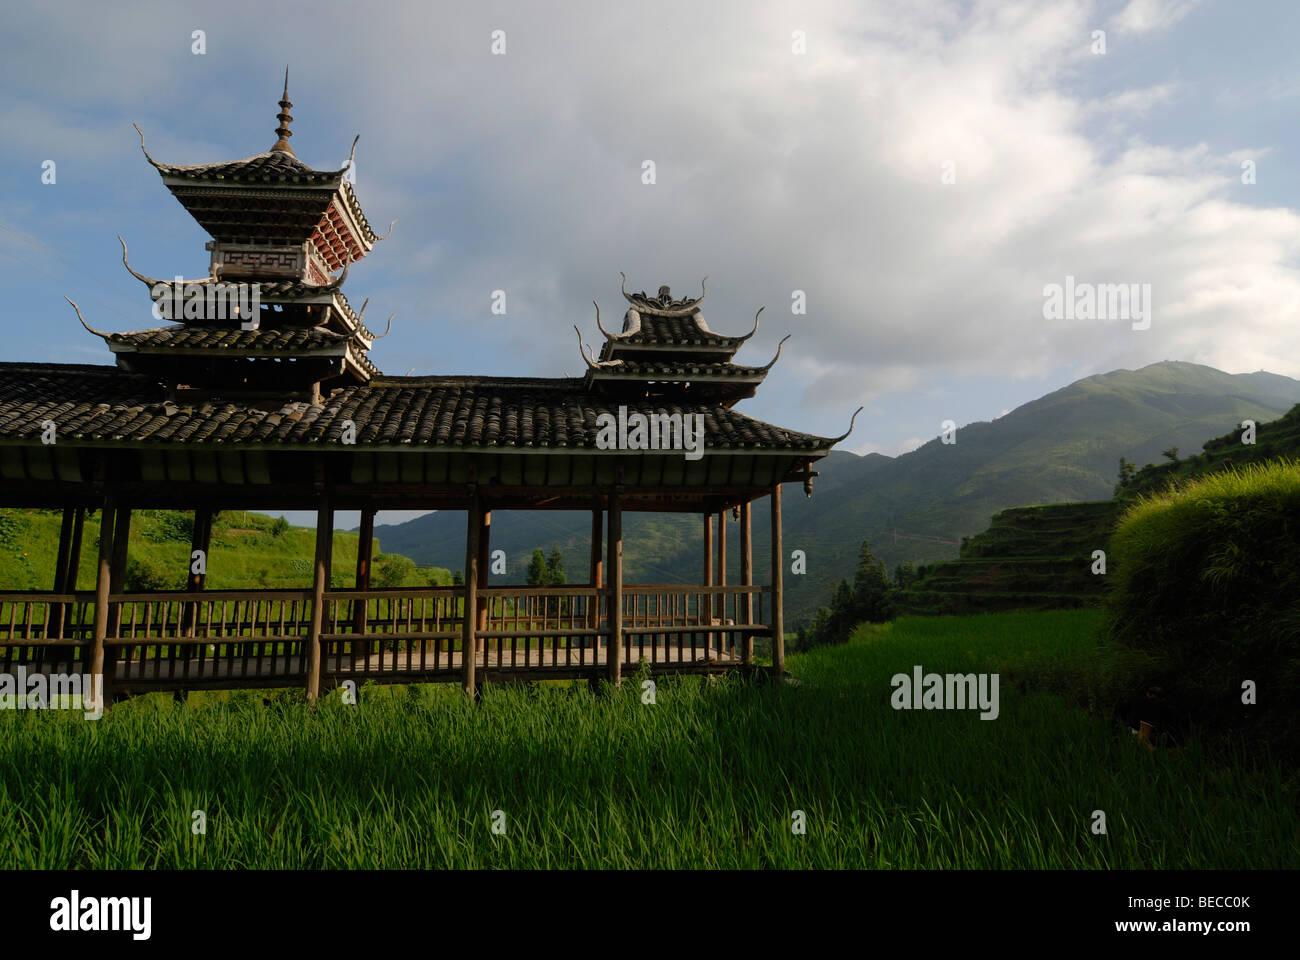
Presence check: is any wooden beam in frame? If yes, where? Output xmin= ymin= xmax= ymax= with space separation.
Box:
xmin=352 ymin=506 xmax=375 ymax=649
xmin=606 ymin=491 xmax=623 ymax=686
xmin=740 ymin=500 xmax=753 ymax=664
xmin=770 ymin=484 xmax=784 ymax=682
xmin=462 ymin=493 xmax=482 ymax=697
xmin=306 ymin=498 xmax=332 ymax=703
xmin=91 ymin=497 xmax=116 ymax=708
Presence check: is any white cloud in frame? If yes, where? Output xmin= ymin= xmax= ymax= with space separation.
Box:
xmin=1110 ymin=0 xmax=1200 ymax=35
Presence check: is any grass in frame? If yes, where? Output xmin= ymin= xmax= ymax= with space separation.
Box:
xmin=0 ymin=609 xmax=1294 ymax=869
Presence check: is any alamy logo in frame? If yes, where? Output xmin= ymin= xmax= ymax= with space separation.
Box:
xmin=595 ymin=405 xmax=706 ymax=461
xmin=49 ymin=890 xmax=151 ymax=940
xmin=150 ymin=278 xmax=262 ymax=327
xmin=890 ymin=666 xmax=1000 ymax=720
xmin=1042 ymin=275 xmax=1151 ymax=330
xmin=0 ymin=668 xmax=103 ymax=719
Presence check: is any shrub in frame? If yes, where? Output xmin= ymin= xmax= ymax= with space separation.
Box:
xmin=1106 ymin=459 xmax=1300 ymax=753
xmin=124 ymin=554 xmax=185 ymax=592
xmin=270 ymin=516 xmax=291 ymax=538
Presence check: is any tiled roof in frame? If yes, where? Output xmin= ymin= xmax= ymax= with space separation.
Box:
xmin=609 ymin=314 xmax=745 ymax=348
xmin=590 ymin=359 xmax=769 ymax=380
xmin=154 ymin=151 xmax=347 ymax=187
xmin=0 ymin=364 xmax=836 ymax=451
xmin=105 ymin=326 xmax=351 ymax=352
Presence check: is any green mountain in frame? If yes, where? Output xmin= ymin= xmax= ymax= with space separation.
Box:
xmin=371 ymin=361 xmax=1300 ymax=623
xmin=896 ymin=399 xmax=1300 ymax=616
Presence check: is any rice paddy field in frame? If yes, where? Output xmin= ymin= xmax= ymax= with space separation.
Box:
xmin=0 ymin=609 xmax=1294 ymax=869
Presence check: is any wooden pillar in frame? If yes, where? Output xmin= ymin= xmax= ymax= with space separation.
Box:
xmin=476 ymin=507 xmax=491 ymax=654
xmin=106 ymin=504 xmax=131 ymax=677
xmin=353 ymin=506 xmax=375 ymax=651
xmin=188 ymin=509 xmax=213 ymax=592
xmin=701 ymin=511 xmax=713 ymax=653
xmin=770 ymin=484 xmax=785 ymax=681
xmin=306 ymin=498 xmax=332 ymax=703
xmin=183 ymin=508 xmax=213 ymax=638
xmin=588 ymin=504 xmax=603 ymax=634
xmin=49 ymin=507 xmax=75 ymax=639
xmin=606 ymin=491 xmax=623 ymax=686
xmin=109 ymin=503 xmax=131 ymax=593
xmin=67 ymin=507 xmax=85 ymax=592
xmin=717 ymin=508 xmax=727 ymax=653
xmin=462 ymin=493 xmax=482 ymax=697
xmin=53 ymin=506 xmax=75 ymax=590
xmin=740 ymin=500 xmax=753 ymax=664
xmin=90 ymin=497 xmax=116 ymax=706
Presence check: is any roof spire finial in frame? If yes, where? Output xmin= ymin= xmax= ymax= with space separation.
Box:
xmin=271 ymin=67 xmax=294 ymax=155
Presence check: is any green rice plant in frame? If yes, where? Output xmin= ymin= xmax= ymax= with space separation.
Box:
xmin=0 ymin=611 xmax=1294 ymax=869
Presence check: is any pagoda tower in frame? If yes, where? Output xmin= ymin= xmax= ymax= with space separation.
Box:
xmin=578 ymin=275 xmax=788 ymax=405
xmin=84 ymin=71 xmax=389 ymax=404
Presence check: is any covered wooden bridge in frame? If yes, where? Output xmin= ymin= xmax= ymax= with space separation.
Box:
xmin=0 ymin=81 xmax=852 ymax=702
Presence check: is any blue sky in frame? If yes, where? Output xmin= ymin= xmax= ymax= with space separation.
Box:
xmin=2 ymin=0 xmax=1298 ymax=526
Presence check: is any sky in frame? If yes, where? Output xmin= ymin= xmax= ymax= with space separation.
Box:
xmin=2 ymin=0 xmax=1298 ymax=526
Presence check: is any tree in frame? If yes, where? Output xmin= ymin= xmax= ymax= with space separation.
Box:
xmin=1161 ymin=446 xmax=1180 ymax=463
xmin=893 ymin=561 xmax=918 ymax=590
xmin=1115 ymin=457 xmax=1137 ymax=496
xmin=545 ymin=548 xmax=567 ymax=585
xmin=526 ymin=548 xmax=549 ymax=586
xmin=373 ymin=553 xmax=416 ymax=589
xmin=452 ymin=569 xmax=464 ymax=587
xmin=852 ymin=539 xmax=894 ymax=623
xmin=270 ymin=515 xmax=290 ymax=538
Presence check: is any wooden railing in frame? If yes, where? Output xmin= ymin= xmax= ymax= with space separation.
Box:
xmin=0 ymin=584 xmax=771 ymax=689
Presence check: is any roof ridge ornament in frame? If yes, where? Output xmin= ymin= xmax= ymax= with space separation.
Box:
xmin=830 ymin=406 xmax=865 ymax=443
xmin=132 ymin=123 xmax=166 ymax=171
xmin=271 ymin=67 xmax=295 ymax=154
xmin=573 ymin=324 xmax=624 ymax=369
xmin=619 ymin=273 xmax=707 ymax=317
xmin=759 ymin=334 xmax=792 ymax=372
xmin=594 ymin=300 xmax=639 ymax=340
xmin=119 ymin=235 xmax=219 ymax=287
xmin=65 ymin=297 xmax=112 ymax=340
xmin=738 ymin=306 xmax=763 ymax=343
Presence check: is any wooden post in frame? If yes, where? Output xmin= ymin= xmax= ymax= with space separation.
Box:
xmin=476 ymin=507 xmax=491 ymax=654
xmin=67 ymin=507 xmax=85 ymax=592
xmin=353 ymin=506 xmax=375 ymax=651
xmin=54 ymin=506 xmax=74 ymax=589
xmin=183 ymin=508 xmax=212 ymax=638
xmin=49 ymin=507 xmax=75 ymax=639
xmin=90 ymin=498 xmax=116 ymax=705
xmin=606 ymin=491 xmax=623 ymax=686
xmin=306 ymin=498 xmax=332 ymax=703
xmin=702 ymin=511 xmax=713 ymax=654
xmin=770 ymin=484 xmax=785 ymax=682
xmin=109 ymin=503 xmax=131 ymax=593
xmin=188 ymin=509 xmax=213 ymax=592
xmin=106 ymin=504 xmax=131 ymax=681
xmin=717 ymin=507 xmax=727 ymax=656
xmin=740 ymin=500 xmax=753 ymax=664
xmin=462 ymin=493 xmax=481 ymax=697
xmin=588 ymin=504 xmax=603 ymax=635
